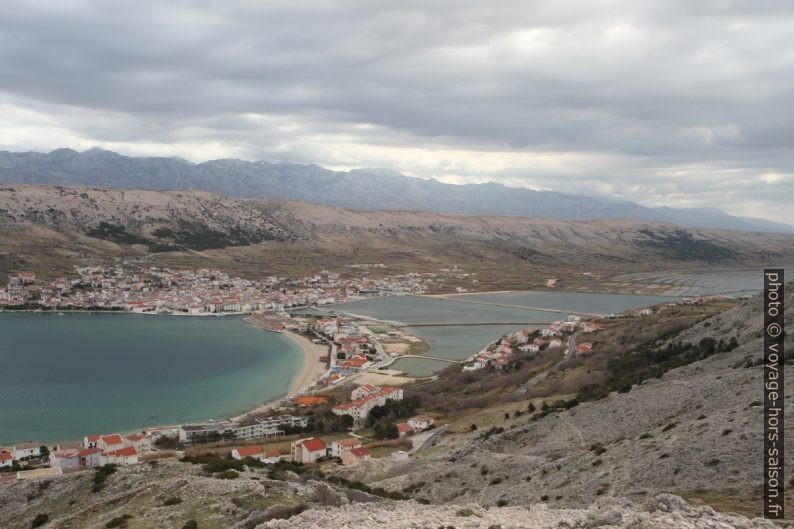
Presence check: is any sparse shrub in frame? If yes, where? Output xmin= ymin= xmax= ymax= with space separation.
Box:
xmin=215 ymin=470 xmax=239 ymax=479
xmin=31 ymin=514 xmax=49 ymax=528
xmin=163 ymin=496 xmax=182 ymax=506
xmin=661 ymin=422 xmax=677 ymax=432
xmin=496 ymin=499 xmax=508 ymax=507
xmin=589 ymin=443 xmax=606 ymax=455
xmin=540 ymin=495 xmax=549 ymax=501
xmin=105 ymin=514 xmax=132 ymax=528
xmin=181 ymin=521 xmax=198 ymax=529
xmin=489 ymin=477 xmax=503 ymax=485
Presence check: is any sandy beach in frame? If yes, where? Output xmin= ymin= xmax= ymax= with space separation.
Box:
xmin=284 ymin=331 xmax=329 ymax=394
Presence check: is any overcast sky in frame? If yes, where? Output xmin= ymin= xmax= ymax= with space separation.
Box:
xmin=1 ymin=1 xmax=792 ymax=223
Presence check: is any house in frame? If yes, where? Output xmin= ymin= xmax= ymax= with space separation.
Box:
xmin=290 ymin=438 xmax=327 ymax=463
xmin=332 ymin=386 xmax=404 ymax=421
xmin=0 ymin=451 xmax=13 ymax=468
xmin=638 ymin=308 xmax=653 ymax=317
xmin=101 ymin=446 xmax=138 ymax=466
xmin=125 ymin=433 xmax=151 ymax=454
xmin=407 ymin=415 xmax=434 ymax=431
xmin=351 ymin=384 xmax=377 ymax=400
xmin=96 ymin=434 xmax=125 ymax=452
xmin=232 ymin=445 xmax=265 ymax=461
xmin=576 ymin=342 xmax=593 ymax=355
xmin=329 ymin=438 xmax=362 ymax=458
xmin=78 ymin=448 xmax=102 ymax=468
xmin=396 ymin=423 xmax=414 ymax=437
xmin=519 ymin=343 xmax=540 ymax=353
xmin=549 ymin=338 xmax=562 ymax=348
xmin=263 ymin=450 xmax=282 ymax=464
xmin=50 ymin=449 xmax=81 ymax=470
xmin=12 ymin=442 xmax=41 ymax=460
xmin=340 ymin=446 xmax=371 ymax=466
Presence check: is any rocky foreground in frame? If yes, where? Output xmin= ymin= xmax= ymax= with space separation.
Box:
xmin=262 ymin=494 xmax=775 ymax=529
xmin=0 ymin=459 xmax=777 ymax=529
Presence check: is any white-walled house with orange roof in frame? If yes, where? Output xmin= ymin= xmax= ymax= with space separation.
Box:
xmin=101 ymin=446 xmax=138 ymax=466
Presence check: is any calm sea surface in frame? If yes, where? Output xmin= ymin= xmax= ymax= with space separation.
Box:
xmin=0 ymin=313 xmax=303 ymax=444
xmin=331 ymin=292 xmax=674 ymax=375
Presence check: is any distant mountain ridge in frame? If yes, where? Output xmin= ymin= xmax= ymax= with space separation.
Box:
xmin=0 ymin=147 xmax=790 ymax=233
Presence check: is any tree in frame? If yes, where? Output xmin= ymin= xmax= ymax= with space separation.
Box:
xmin=527 ymin=402 xmax=536 ymax=413
xmin=39 ymin=446 xmax=50 ymax=457
xmin=374 ymin=422 xmax=399 ymax=440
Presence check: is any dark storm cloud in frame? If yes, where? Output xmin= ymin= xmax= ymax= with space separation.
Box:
xmin=0 ymin=0 xmax=792 ymax=222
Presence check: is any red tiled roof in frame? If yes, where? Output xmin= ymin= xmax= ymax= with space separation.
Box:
xmin=300 ymin=438 xmax=326 ymax=452
xmin=126 ymin=433 xmax=147 ymax=441
xmin=235 ymin=446 xmax=263 ymax=457
xmin=335 ymin=438 xmax=361 ymax=448
xmin=104 ymin=446 xmax=137 ymax=457
xmin=264 ymin=450 xmax=280 ymax=458
xmin=349 ymin=447 xmax=370 ymax=457
xmin=100 ymin=434 xmax=123 ymax=445
xmin=397 ymin=423 xmax=413 ymax=433
xmin=0 ymin=452 xmax=12 ymax=461
xmin=86 ymin=434 xmax=101 ymax=442
xmin=78 ymin=448 xmax=101 ymax=457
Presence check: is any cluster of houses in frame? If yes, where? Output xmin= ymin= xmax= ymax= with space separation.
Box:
xmin=0 ymin=441 xmax=45 ymax=469
xmin=49 ymin=433 xmax=151 ymax=469
xmin=396 ymin=415 xmax=434 ymax=438
xmin=291 ymin=437 xmax=371 ymax=466
xmin=332 ymin=385 xmax=404 ymax=422
xmin=178 ymin=415 xmax=310 ymax=444
xmin=464 ymin=315 xmax=606 ymax=371
xmin=310 ymin=316 xmax=382 ymax=382
xmin=1 ymin=433 xmax=152 ymax=473
xmin=227 ymin=436 xmax=375 ymax=467
xmin=0 ymin=264 xmax=443 ymax=314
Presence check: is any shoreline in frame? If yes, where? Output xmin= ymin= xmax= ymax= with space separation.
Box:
xmin=234 ymin=320 xmax=330 ymax=419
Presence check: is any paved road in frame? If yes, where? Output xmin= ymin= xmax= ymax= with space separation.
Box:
xmin=411 ymin=425 xmax=449 ymax=454
xmin=515 ymin=331 xmax=582 ymax=394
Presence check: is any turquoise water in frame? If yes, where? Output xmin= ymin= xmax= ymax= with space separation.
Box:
xmin=0 ymin=313 xmax=303 ymax=444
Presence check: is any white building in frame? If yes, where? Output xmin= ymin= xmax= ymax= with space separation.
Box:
xmin=332 ymin=386 xmax=404 ymax=421
xmin=101 ymin=446 xmax=139 ymax=466
xmin=0 ymin=451 xmax=13 ymax=468
xmin=290 ymin=438 xmax=327 ymax=463
xmin=329 ymin=438 xmax=362 ymax=458
xmin=50 ymin=449 xmax=80 ymax=470
xmin=407 ymin=415 xmax=434 ymax=431
xmin=12 ymin=442 xmax=41 ymax=460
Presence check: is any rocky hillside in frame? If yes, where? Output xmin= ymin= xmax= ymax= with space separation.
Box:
xmin=343 ymin=287 xmax=793 ymax=519
xmin=2 ymin=184 xmax=794 ymax=283
xmin=0 ymin=460 xmax=777 ymax=529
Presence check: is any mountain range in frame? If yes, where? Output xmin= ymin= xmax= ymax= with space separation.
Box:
xmin=0 ymin=148 xmax=790 ymax=233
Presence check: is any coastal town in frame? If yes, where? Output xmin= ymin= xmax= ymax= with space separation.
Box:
xmin=0 ymin=261 xmax=446 ymax=314
xmin=0 ymin=260 xmax=725 ymax=486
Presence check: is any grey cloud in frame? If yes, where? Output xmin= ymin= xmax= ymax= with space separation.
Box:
xmin=0 ymin=0 xmax=793 ymax=222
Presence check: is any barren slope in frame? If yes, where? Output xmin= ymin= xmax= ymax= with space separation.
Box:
xmin=2 ymin=185 xmax=793 ymax=286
